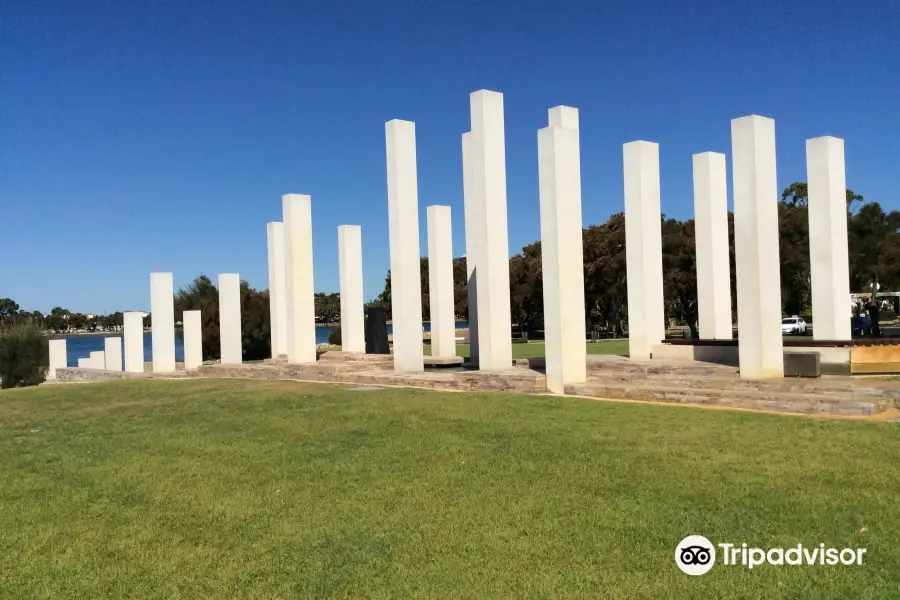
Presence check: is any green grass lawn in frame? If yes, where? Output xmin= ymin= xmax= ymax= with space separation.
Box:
xmin=2 ymin=380 xmax=898 ymax=599
xmin=423 ymin=338 xmax=630 ymax=359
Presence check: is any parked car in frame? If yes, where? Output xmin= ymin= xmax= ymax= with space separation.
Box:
xmin=781 ymin=317 xmax=808 ymax=335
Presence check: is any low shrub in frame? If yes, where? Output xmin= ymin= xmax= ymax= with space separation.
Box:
xmin=327 ymin=326 xmax=342 ymax=346
xmin=0 ymin=320 xmax=49 ymax=389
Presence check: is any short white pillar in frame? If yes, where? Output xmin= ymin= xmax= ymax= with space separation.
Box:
xmin=338 ymin=225 xmax=365 ymax=353
xmin=539 ymin=106 xmax=587 ymax=393
xmin=266 ymin=221 xmax=289 ymax=358
xmin=468 ymin=90 xmax=513 ymax=370
xmin=123 ymin=311 xmax=145 ymax=373
xmin=623 ymin=141 xmax=665 ymax=360
xmin=807 ymin=136 xmax=852 ymax=341
xmin=282 ymin=194 xmax=317 ymax=364
xmin=427 ymin=205 xmax=456 ymax=358
xmin=77 ymin=357 xmax=90 ymax=368
xmin=461 ymin=132 xmax=479 ymax=365
xmin=731 ymin=115 xmax=784 ymax=378
xmin=693 ymin=152 xmax=734 ymax=339
xmin=150 ymin=272 xmax=176 ymax=373
xmin=47 ymin=338 xmax=67 ymax=379
xmin=218 ymin=273 xmax=242 ymax=365
xmin=385 ymin=119 xmax=424 ymax=372
xmin=183 ymin=309 xmax=203 ymax=369
xmin=104 ymin=337 xmax=123 ymax=371
xmin=89 ymin=350 xmax=105 ymax=370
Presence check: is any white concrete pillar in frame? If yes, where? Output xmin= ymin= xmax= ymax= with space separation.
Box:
xmin=218 ymin=273 xmax=242 ymax=365
xmin=150 ymin=272 xmax=176 ymax=373
xmin=266 ymin=221 xmax=289 ymax=358
xmin=282 ymin=194 xmax=317 ymax=364
xmin=77 ymin=357 xmax=90 ymax=368
xmin=47 ymin=338 xmax=67 ymax=379
xmin=385 ymin=119 xmax=424 ymax=372
xmin=89 ymin=350 xmax=105 ymax=370
xmin=807 ymin=136 xmax=852 ymax=341
xmin=104 ymin=337 xmax=123 ymax=371
xmin=123 ymin=311 xmax=145 ymax=373
xmin=183 ymin=309 xmax=203 ymax=369
xmin=692 ymin=152 xmax=734 ymax=340
xmin=468 ymin=90 xmax=513 ymax=370
xmin=539 ymin=106 xmax=587 ymax=393
xmin=427 ymin=205 xmax=456 ymax=358
xmin=338 ymin=225 xmax=365 ymax=353
xmin=461 ymin=132 xmax=479 ymax=365
xmin=623 ymin=141 xmax=665 ymax=360
xmin=731 ymin=115 xmax=784 ymax=378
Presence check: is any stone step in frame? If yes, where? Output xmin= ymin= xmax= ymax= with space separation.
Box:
xmin=317 ymin=351 xmax=393 ymax=363
xmin=584 ymin=372 xmax=900 ymax=401
xmin=587 ymin=361 xmax=738 ymax=377
xmin=564 ymin=382 xmax=892 ymax=416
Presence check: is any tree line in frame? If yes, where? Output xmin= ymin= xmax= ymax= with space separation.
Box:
xmin=372 ymin=181 xmax=900 ymax=338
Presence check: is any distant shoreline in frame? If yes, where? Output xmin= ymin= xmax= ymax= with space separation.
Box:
xmin=52 ymin=330 xmax=137 ymax=337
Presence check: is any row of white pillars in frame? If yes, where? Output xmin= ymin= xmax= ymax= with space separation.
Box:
xmin=252 ymin=96 xmax=852 ymax=385
xmin=622 ymin=114 xmax=851 ymax=379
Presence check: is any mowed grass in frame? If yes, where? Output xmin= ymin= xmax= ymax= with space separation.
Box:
xmin=424 ymin=339 xmax=630 ymax=359
xmin=1 ymin=380 xmax=899 ymax=599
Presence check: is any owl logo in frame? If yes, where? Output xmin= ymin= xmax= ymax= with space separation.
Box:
xmin=675 ymin=535 xmax=716 ymax=575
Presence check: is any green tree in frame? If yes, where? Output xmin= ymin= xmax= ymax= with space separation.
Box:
xmin=0 ymin=320 xmax=49 ymax=388
xmin=174 ymin=274 xmax=272 ymax=361
xmin=0 ymin=298 xmax=20 ymax=320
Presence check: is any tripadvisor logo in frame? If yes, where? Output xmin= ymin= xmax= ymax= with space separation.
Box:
xmin=675 ymin=536 xmax=868 ymax=575
xmin=675 ymin=535 xmax=716 ymax=575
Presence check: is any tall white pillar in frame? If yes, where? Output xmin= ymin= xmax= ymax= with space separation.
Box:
xmin=266 ymin=221 xmax=289 ymax=357
xmin=693 ymin=152 xmax=734 ymax=339
xmin=807 ymin=136 xmax=851 ymax=341
xmin=47 ymin=338 xmax=67 ymax=379
xmin=104 ymin=337 xmax=123 ymax=371
xmin=623 ymin=141 xmax=665 ymax=360
xmin=385 ymin=119 xmax=424 ymax=372
xmin=338 ymin=225 xmax=365 ymax=353
xmin=539 ymin=106 xmax=587 ymax=393
xmin=282 ymin=194 xmax=317 ymax=364
xmin=462 ymin=132 xmax=479 ymax=365
xmin=150 ymin=272 xmax=176 ymax=373
xmin=218 ymin=273 xmax=242 ymax=365
xmin=427 ymin=205 xmax=456 ymax=358
xmin=123 ymin=311 xmax=145 ymax=373
xmin=469 ymin=90 xmax=513 ymax=370
xmin=732 ymin=115 xmax=784 ymax=378
xmin=183 ymin=309 xmax=203 ymax=369
xmin=89 ymin=350 xmax=105 ymax=370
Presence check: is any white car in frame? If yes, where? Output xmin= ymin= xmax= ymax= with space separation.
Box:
xmin=781 ymin=317 xmax=808 ymax=335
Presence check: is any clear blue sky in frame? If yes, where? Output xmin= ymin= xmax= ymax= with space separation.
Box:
xmin=3 ymin=0 xmax=898 ymax=314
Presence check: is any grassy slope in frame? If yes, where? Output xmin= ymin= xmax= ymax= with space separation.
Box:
xmin=1 ymin=379 xmax=898 ymax=599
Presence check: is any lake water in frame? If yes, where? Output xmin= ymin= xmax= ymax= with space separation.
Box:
xmin=57 ymin=321 xmax=469 ymax=366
